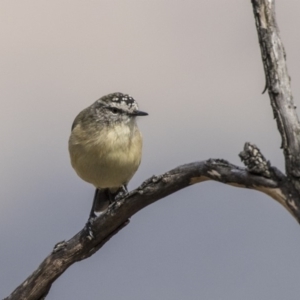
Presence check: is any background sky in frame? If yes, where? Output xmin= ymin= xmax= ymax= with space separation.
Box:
xmin=1 ymin=1 xmax=300 ymax=299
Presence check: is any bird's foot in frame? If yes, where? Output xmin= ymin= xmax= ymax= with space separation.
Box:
xmin=84 ymin=217 xmax=95 ymax=240
xmin=115 ymin=185 xmax=128 ymax=201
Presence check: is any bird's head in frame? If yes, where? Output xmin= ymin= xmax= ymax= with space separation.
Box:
xmin=93 ymin=92 xmax=148 ymax=125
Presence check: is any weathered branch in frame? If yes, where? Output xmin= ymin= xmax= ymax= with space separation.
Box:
xmin=5 ymin=151 xmax=297 ymax=300
xmin=251 ymin=0 xmax=300 ymax=184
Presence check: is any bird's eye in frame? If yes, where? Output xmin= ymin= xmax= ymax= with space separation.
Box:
xmin=111 ymin=108 xmax=118 ymax=114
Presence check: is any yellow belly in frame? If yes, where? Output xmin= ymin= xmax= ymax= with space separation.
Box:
xmin=69 ymin=123 xmax=143 ymax=189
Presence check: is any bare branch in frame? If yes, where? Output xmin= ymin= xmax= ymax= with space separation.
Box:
xmin=251 ymin=0 xmax=300 ymax=183
xmin=5 ymin=152 xmax=298 ymax=300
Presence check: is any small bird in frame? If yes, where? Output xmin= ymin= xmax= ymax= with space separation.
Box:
xmin=69 ymin=92 xmax=148 ymax=221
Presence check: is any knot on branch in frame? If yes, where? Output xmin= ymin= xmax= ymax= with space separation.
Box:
xmin=239 ymin=142 xmax=271 ymax=178
xmin=52 ymin=240 xmax=67 ymax=253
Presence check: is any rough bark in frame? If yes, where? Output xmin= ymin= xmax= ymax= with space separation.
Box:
xmin=251 ymin=0 xmax=300 ymax=182
xmin=4 ymin=0 xmax=300 ymax=299
xmin=250 ymin=0 xmax=300 ymax=218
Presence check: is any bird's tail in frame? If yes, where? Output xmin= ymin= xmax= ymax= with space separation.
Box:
xmin=89 ymin=188 xmax=110 ymax=218
xmin=89 ymin=186 xmax=127 ymax=218
xmin=85 ymin=186 xmax=128 ymax=239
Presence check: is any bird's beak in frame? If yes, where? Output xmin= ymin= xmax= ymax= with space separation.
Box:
xmin=132 ymin=110 xmax=148 ymax=116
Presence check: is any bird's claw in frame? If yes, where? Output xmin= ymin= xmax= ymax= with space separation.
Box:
xmin=85 ymin=219 xmax=95 ymax=240
xmin=115 ymin=185 xmax=128 ymax=201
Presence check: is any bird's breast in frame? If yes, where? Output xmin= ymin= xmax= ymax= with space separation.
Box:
xmin=69 ymin=122 xmax=143 ymax=189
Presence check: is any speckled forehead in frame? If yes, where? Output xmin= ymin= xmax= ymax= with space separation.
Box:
xmin=99 ymin=93 xmax=139 ymax=111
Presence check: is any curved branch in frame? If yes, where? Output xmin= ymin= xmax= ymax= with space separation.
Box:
xmin=5 ymin=156 xmax=297 ymax=300
xmin=251 ymin=0 xmax=300 ymax=182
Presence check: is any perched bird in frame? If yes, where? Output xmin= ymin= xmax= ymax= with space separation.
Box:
xmin=69 ymin=93 xmax=148 ymax=221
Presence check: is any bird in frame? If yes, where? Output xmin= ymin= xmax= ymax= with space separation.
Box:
xmin=68 ymin=92 xmax=148 ymax=225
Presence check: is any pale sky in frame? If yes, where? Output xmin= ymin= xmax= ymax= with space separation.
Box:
xmin=1 ymin=1 xmax=300 ymax=299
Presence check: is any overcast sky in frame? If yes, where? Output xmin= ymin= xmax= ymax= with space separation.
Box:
xmin=1 ymin=1 xmax=300 ymax=299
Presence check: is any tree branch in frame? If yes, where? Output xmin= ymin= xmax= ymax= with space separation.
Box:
xmin=5 ymin=149 xmax=299 ymax=300
xmin=251 ymin=0 xmax=300 ymax=183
